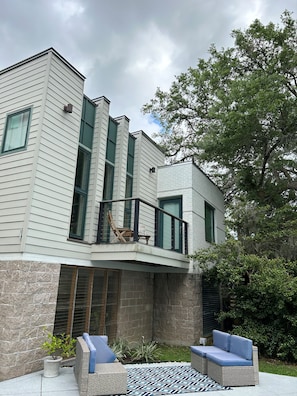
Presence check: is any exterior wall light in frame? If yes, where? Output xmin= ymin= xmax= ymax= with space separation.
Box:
xmin=64 ymin=103 xmax=73 ymax=113
xmin=149 ymin=167 xmax=156 ymax=173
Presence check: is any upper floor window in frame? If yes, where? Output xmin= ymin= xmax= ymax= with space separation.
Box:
xmin=69 ymin=97 xmax=95 ymax=240
xmin=205 ymin=202 xmax=215 ymax=243
xmin=1 ymin=108 xmax=31 ymax=153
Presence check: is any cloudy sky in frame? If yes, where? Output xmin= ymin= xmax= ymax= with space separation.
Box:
xmin=1 ymin=0 xmax=296 ymax=135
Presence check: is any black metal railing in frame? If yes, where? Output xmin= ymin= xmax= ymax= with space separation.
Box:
xmin=96 ymin=198 xmax=188 ymax=255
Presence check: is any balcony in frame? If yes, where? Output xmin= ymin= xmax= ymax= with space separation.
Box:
xmin=91 ymin=198 xmax=190 ymax=270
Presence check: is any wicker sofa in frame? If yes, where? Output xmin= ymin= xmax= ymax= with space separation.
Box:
xmin=191 ymin=330 xmax=259 ymax=387
xmin=74 ymin=333 xmax=127 ymax=396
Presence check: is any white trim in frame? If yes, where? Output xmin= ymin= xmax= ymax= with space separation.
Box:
xmin=0 ymin=252 xmax=91 ymax=266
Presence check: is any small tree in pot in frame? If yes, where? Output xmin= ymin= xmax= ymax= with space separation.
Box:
xmin=42 ymin=330 xmax=76 ymax=377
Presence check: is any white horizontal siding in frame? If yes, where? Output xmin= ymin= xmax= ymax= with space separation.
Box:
xmin=133 ymin=131 xmax=165 ymax=205
xmin=25 ymin=235 xmax=91 ymax=260
xmin=24 ymin=51 xmax=85 ymax=258
xmin=0 ymin=54 xmax=49 ymax=253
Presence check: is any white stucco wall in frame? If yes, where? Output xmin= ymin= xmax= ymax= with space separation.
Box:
xmin=157 ymin=162 xmax=225 ymax=255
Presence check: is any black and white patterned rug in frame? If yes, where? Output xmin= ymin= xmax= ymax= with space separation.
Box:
xmin=125 ymin=363 xmax=231 ymax=395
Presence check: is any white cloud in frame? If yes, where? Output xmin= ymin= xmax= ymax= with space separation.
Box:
xmin=0 ymin=0 xmax=295 ymax=135
xmin=52 ymin=0 xmax=85 ymax=22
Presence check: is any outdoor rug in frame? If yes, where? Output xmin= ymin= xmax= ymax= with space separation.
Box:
xmin=125 ymin=363 xmax=231 ymax=395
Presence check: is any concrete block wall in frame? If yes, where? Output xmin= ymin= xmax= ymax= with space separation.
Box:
xmin=0 ymin=261 xmax=60 ymax=380
xmin=153 ymin=273 xmax=203 ymax=345
xmin=117 ymin=270 xmax=154 ymax=343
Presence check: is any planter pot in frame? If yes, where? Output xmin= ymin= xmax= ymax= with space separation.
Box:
xmin=43 ymin=356 xmax=63 ymax=378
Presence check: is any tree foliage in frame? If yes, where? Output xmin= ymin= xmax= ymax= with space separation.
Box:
xmin=144 ymin=11 xmax=297 ymax=361
xmin=193 ymin=240 xmax=297 ymax=361
xmin=143 ymin=11 xmax=297 ymax=205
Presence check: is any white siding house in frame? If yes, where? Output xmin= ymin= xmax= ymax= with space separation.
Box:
xmin=0 ymin=48 xmax=225 ymax=381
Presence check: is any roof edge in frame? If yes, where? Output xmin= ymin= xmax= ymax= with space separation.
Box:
xmin=0 ymin=47 xmax=86 ymax=80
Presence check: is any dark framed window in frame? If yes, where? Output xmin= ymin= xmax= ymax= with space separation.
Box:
xmin=106 ymin=118 xmax=117 ymax=163
xmin=159 ymin=196 xmax=183 ymax=252
xmin=54 ymin=266 xmax=120 ymax=339
xmin=124 ymin=135 xmax=135 ymax=228
xmin=1 ymin=108 xmax=31 ymax=153
xmin=70 ymin=147 xmax=91 ymax=239
xmin=205 ymin=202 xmax=215 ymax=243
xmin=69 ymin=97 xmax=95 ymax=240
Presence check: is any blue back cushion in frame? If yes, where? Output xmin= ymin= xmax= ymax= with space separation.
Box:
xmin=213 ymin=330 xmax=230 ymax=351
xmin=90 ymin=335 xmax=116 ymax=363
xmin=230 ymin=335 xmax=252 ymax=360
xmin=82 ymin=333 xmax=96 ymax=373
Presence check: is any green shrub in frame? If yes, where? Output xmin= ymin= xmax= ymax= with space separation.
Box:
xmin=131 ymin=336 xmax=160 ymax=363
xmin=110 ymin=338 xmax=132 ymax=363
xmin=111 ymin=337 xmax=160 ymax=363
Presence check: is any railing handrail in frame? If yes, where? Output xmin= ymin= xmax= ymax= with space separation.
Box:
xmin=97 ymin=197 xmax=188 ymax=254
xmin=101 ymin=197 xmax=188 ymax=225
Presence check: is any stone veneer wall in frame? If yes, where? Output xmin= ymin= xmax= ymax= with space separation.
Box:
xmin=153 ymin=273 xmax=203 ymax=345
xmin=117 ymin=270 xmax=154 ymax=342
xmin=0 ymin=261 xmax=60 ymax=381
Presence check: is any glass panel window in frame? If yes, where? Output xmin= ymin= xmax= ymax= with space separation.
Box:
xmin=106 ymin=118 xmax=117 ymax=163
xmin=159 ymin=197 xmax=182 ymax=252
xmin=70 ymin=147 xmax=91 ymax=239
xmin=2 ymin=108 xmax=31 ymax=153
xmin=103 ymin=163 xmax=114 ymax=201
xmin=69 ymin=96 xmax=95 ymax=240
xmin=205 ymin=202 xmax=215 ymax=243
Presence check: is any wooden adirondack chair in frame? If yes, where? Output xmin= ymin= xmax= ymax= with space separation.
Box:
xmin=107 ymin=210 xmax=150 ymax=244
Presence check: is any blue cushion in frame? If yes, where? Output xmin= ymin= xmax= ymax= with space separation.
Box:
xmin=213 ymin=330 xmax=231 ymax=352
xmin=207 ymin=351 xmax=253 ymax=367
xmin=190 ymin=345 xmax=224 ymax=357
xmin=230 ymin=335 xmax=252 ymax=360
xmin=91 ymin=335 xmax=108 ymax=345
xmin=89 ymin=335 xmax=116 ymax=363
xmin=82 ymin=333 xmax=96 ymax=373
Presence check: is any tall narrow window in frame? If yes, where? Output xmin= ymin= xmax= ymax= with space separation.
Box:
xmin=69 ymin=97 xmax=95 ymax=240
xmin=205 ymin=202 xmax=215 ymax=243
xmin=124 ymin=135 xmax=135 ymax=228
xmin=1 ymin=108 xmax=31 ymax=153
xmin=103 ymin=118 xmax=118 ymax=200
xmin=101 ymin=118 xmax=118 ymax=242
xmin=159 ymin=197 xmax=182 ymax=252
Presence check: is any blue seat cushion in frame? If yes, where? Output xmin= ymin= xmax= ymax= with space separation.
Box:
xmin=89 ymin=335 xmax=116 ymax=363
xmin=191 ymin=345 xmax=223 ymax=357
xmin=230 ymin=335 xmax=252 ymax=360
xmin=213 ymin=330 xmax=231 ymax=352
xmin=82 ymin=333 xmax=96 ymax=373
xmin=207 ymin=351 xmax=253 ymax=367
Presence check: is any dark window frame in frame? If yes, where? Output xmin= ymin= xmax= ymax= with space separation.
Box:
xmin=1 ymin=107 xmax=32 ymax=154
xmin=205 ymin=202 xmax=215 ymax=243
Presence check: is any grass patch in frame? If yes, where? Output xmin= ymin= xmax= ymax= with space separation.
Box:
xmin=259 ymin=358 xmax=297 ymax=377
xmin=157 ymin=344 xmax=297 ymax=377
xmin=158 ymin=344 xmax=191 ymax=362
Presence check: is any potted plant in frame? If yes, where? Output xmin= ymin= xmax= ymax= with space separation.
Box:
xmin=41 ymin=331 xmax=76 ymax=377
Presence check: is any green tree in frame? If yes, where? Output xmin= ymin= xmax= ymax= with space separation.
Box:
xmin=144 ymin=11 xmax=297 ymax=361
xmin=193 ymin=240 xmax=297 ymax=361
xmin=143 ymin=11 xmax=297 ymax=206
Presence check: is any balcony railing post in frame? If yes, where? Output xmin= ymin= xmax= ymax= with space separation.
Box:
xmin=133 ymin=199 xmax=140 ymax=242
xmin=154 ymin=208 xmax=159 ymax=247
xmin=184 ymin=222 xmax=188 ymax=255
xmin=96 ymin=203 xmax=105 ymax=243
xmin=171 ymin=217 xmax=175 ymax=251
